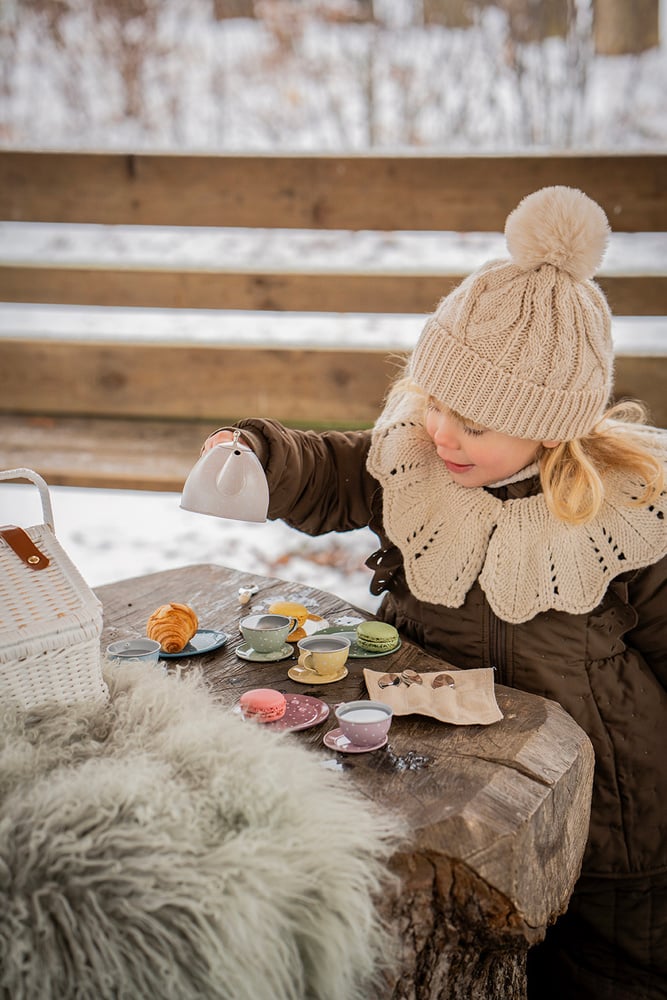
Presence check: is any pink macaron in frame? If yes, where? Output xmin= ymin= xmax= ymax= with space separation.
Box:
xmin=239 ymin=688 xmax=287 ymax=723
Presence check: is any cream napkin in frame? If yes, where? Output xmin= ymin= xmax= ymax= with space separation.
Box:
xmin=363 ymin=666 xmax=503 ymax=726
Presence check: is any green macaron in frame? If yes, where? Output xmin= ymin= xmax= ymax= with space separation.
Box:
xmin=355 ymin=621 xmax=399 ymax=654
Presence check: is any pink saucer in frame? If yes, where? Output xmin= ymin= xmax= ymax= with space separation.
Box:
xmin=323 ymin=727 xmax=388 ymax=754
xmin=235 ymin=694 xmax=329 ymax=733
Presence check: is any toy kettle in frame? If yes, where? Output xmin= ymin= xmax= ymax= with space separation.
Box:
xmin=180 ymin=430 xmax=269 ymax=522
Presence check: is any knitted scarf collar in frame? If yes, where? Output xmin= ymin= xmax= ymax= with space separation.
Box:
xmin=367 ymin=392 xmax=667 ymax=625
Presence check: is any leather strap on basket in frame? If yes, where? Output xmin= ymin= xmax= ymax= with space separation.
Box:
xmin=0 ymin=525 xmax=50 ymax=570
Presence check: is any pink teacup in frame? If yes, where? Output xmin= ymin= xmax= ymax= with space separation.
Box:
xmin=335 ymin=700 xmax=393 ymax=747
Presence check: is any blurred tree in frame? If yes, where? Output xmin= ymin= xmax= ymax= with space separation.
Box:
xmin=14 ymin=0 xmax=159 ymax=123
xmin=423 ymin=0 xmax=474 ymax=27
xmin=212 ymin=0 xmax=374 ymax=21
xmin=424 ymin=0 xmax=570 ymax=39
xmin=321 ymin=0 xmax=375 ymax=22
xmin=593 ymin=0 xmax=659 ymax=54
xmin=495 ymin=0 xmax=570 ymax=41
xmin=355 ymin=0 xmax=374 ymax=19
xmin=21 ymin=0 xmax=70 ymax=46
xmin=213 ymin=0 xmax=256 ymax=19
xmin=3 ymin=0 xmax=664 ymax=151
xmin=95 ymin=0 xmax=158 ymax=120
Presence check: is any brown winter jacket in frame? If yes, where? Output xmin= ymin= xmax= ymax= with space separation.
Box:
xmin=231 ymin=416 xmax=667 ymax=993
xmin=233 ymin=417 xmax=667 ymax=891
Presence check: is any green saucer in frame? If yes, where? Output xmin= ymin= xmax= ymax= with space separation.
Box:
xmin=313 ymin=625 xmax=401 ymax=659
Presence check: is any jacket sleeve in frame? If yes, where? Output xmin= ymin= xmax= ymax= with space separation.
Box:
xmin=233 ymin=418 xmax=380 ymax=535
xmin=625 ymin=557 xmax=667 ymax=689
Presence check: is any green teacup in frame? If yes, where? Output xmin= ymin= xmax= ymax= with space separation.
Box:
xmin=240 ymin=613 xmax=297 ymax=653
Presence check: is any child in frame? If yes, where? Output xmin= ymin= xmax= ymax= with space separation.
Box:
xmin=202 ymin=186 xmax=667 ymax=999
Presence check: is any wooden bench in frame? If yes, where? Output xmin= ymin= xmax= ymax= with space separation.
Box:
xmin=1 ymin=151 xmax=665 ymax=492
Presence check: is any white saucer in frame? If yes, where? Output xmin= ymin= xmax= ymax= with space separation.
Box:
xmin=235 ymin=642 xmax=293 ymax=663
xmin=287 ymin=665 xmax=348 ymax=685
xmin=323 ymin=727 xmax=388 ymax=754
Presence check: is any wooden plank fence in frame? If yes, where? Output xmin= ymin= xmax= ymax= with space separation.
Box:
xmin=0 ymin=151 xmax=665 ymax=491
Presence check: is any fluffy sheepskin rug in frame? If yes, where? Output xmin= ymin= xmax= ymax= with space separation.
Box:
xmin=0 ymin=665 xmax=405 ymax=1000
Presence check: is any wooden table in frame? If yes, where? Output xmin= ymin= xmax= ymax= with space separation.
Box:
xmin=97 ymin=562 xmax=595 ymax=1000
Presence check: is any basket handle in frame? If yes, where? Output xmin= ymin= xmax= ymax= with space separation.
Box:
xmin=0 ymin=468 xmax=55 ymax=530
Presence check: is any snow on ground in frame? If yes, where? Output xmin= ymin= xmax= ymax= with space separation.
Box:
xmin=0 ymin=481 xmax=382 ymax=611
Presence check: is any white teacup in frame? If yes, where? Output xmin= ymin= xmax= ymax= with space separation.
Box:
xmin=105 ymin=638 xmax=162 ymax=665
xmin=240 ymin=613 xmax=298 ymax=653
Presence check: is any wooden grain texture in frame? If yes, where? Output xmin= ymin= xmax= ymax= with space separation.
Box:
xmin=598 ymin=275 xmax=667 ymax=317
xmin=0 ymin=338 xmax=403 ymax=424
xmin=1 ymin=262 xmax=664 ymax=316
xmin=1 ymin=150 xmax=665 ymax=230
xmin=3 ymin=338 xmax=666 ymax=428
xmin=0 ymin=263 xmax=460 ymax=314
xmin=0 ymin=414 xmax=210 ymax=491
xmin=614 ymin=354 xmax=667 ymax=427
xmin=96 ymin=563 xmax=595 ymax=1000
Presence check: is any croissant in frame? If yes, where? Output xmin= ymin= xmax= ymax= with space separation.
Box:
xmin=147 ymin=602 xmax=198 ymax=653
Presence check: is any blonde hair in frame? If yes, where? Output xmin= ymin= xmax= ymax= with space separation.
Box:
xmin=390 ymin=377 xmax=665 ymax=526
xmin=539 ymin=401 xmax=665 ymax=525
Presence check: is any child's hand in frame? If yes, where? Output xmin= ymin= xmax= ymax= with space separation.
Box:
xmin=201 ymin=429 xmax=236 ymax=454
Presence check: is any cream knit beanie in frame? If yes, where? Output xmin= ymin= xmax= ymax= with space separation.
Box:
xmin=410 ymin=186 xmax=613 ymax=441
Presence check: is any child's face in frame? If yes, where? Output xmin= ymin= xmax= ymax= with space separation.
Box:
xmin=424 ymin=398 xmax=544 ymax=488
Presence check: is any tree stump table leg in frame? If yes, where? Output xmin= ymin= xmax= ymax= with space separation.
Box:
xmin=374 ymin=853 xmax=534 ymax=1000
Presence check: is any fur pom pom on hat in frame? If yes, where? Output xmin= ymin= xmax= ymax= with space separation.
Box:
xmin=410 ymin=186 xmax=613 ymax=441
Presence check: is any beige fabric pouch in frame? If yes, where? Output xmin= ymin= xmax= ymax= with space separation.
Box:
xmin=363 ymin=666 xmax=503 ymax=726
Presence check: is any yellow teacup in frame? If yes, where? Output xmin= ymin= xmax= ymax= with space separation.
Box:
xmin=296 ymin=635 xmax=351 ymax=680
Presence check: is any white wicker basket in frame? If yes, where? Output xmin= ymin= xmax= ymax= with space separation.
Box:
xmin=0 ymin=468 xmax=109 ymax=712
